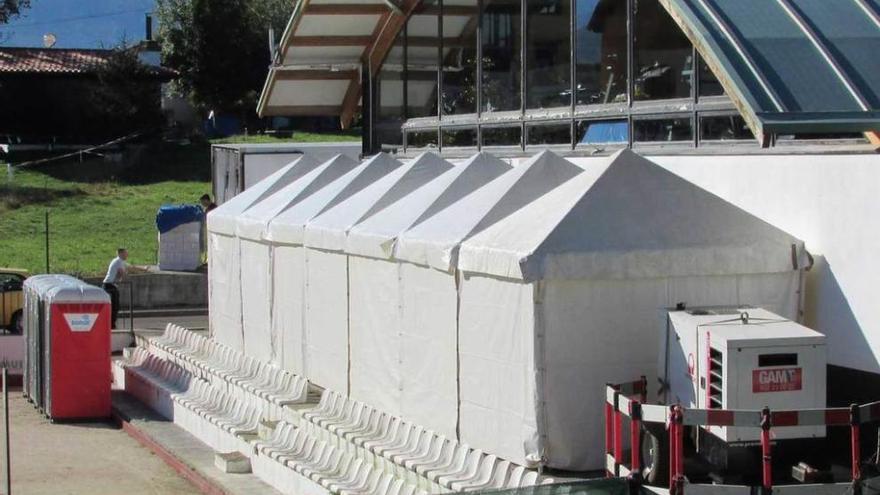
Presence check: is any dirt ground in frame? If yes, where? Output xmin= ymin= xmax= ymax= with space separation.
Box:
xmin=6 ymin=392 xmax=200 ymax=495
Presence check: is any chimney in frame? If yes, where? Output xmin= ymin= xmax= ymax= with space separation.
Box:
xmin=145 ymin=14 xmax=153 ymax=42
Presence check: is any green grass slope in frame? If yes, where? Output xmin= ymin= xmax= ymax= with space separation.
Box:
xmin=0 ymin=142 xmax=211 ymax=276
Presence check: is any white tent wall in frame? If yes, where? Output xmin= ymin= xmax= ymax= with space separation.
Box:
xmin=239 ymin=240 xmax=275 ymax=363
xmin=454 ymin=150 xmax=808 ymax=470
xmin=455 ymin=270 xmax=800 ymax=471
xmin=458 ymin=274 xmax=539 ymax=466
xmin=347 ymin=258 xmax=461 ymax=438
xmin=208 ymin=232 xmax=243 ymax=350
xmin=236 ymin=155 xmax=362 ymax=368
xmin=344 ymin=154 xmax=512 ymax=437
xmin=349 ymin=256 xmax=403 ymax=416
xmin=302 ymin=154 xmax=455 ymax=394
xmin=273 ymin=245 xmax=307 ymax=375
xmin=304 ymin=248 xmax=351 ymax=393
xmin=207 ymin=155 xmax=320 ymax=345
xmin=541 ymin=272 xmax=799 ymax=470
xmin=264 ymin=154 xmax=404 ymax=383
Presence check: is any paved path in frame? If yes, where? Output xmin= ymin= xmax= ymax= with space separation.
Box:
xmin=8 ymin=392 xmax=201 ymax=495
xmin=113 ymin=392 xmax=282 ymax=495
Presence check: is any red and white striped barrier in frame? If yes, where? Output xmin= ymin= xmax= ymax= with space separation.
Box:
xmin=605 ymin=379 xmax=880 ymax=495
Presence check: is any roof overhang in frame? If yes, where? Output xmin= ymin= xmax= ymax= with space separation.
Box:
xmin=257 ymin=0 xmax=421 ymax=126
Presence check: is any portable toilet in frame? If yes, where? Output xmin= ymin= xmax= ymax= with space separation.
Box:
xmin=156 ymin=204 xmax=204 ymax=271
xmin=23 ymin=275 xmax=111 ymax=420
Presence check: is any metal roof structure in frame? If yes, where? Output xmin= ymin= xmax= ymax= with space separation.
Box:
xmin=259 ymin=0 xmax=880 ymax=144
xmin=256 ymin=0 xmax=471 ymax=127
xmin=660 ymin=0 xmax=880 ymax=144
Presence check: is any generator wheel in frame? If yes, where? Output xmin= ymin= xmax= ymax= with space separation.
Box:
xmin=640 ymin=423 xmax=669 ymax=485
xmin=10 ymin=310 xmax=22 ymax=335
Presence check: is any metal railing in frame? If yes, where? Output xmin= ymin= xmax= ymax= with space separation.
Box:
xmin=3 ymin=368 xmax=11 ymax=495
xmin=605 ymin=378 xmax=880 ymax=495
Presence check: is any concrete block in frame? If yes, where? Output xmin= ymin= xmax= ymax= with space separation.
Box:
xmin=214 ymin=451 xmax=252 ymax=474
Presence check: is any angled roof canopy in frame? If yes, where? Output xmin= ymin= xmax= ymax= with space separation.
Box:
xmin=660 ymin=0 xmax=880 ymax=143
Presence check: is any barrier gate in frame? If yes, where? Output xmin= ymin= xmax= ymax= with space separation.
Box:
xmin=605 ymin=377 xmax=880 ymax=495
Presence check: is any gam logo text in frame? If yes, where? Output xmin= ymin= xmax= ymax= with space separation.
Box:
xmin=752 ymin=367 xmax=802 ymax=393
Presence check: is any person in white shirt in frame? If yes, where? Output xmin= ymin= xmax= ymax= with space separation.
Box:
xmin=102 ymin=248 xmax=129 ymax=329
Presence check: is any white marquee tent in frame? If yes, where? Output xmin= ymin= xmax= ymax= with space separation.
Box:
xmin=301 ymin=153 xmax=455 ymax=393
xmin=262 ymin=153 xmax=403 ymax=378
xmin=207 ymin=155 xmax=320 ymax=348
xmin=454 ymin=149 xmax=808 ymax=470
xmin=208 ymin=149 xmax=810 ymax=474
xmin=366 ymin=151 xmax=582 ymax=437
xmin=233 ymin=154 xmax=360 ymax=363
xmin=343 ymin=153 xmax=512 ymax=437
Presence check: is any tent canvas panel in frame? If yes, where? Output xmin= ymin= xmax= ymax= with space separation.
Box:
xmin=399 ymin=262 xmax=458 ymax=439
xmin=456 ymin=269 xmax=801 ymax=471
xmin=209 ymin=232 xmax=243 ymax=350
xmin=273 ymin=245 xmax=307 ymax=376
xmin=240 ymin=239 xmax=275 ymax=364
xmin=304 ymin=248 xmax=350 ymax=393
xmin=458 ymin=274 xmax=539 ymax=467
xmin=349 ymin=256 xmax=402 ymax=416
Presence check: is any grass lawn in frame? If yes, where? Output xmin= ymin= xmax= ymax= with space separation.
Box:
xmin=0 ymin=141 xmax=211 ymax=276
xmin=0 ymin=131 xmax=363 ymax=276
xmin=210 ymin=130 xmax=360 ymax=144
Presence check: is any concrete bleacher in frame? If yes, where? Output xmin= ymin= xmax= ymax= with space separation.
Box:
xmin=114 ymin=324 xmax=554 ymax=495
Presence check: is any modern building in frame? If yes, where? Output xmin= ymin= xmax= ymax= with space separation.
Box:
xmin=255 ymin=0 xmax=880 ymax=426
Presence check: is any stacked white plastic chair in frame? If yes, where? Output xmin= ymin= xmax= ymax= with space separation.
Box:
xmin=149 ymin=324 xmax=310 ymax=419
xmin=293 ymin=389 xmax=555 ymax=493
xmin=252 ymin=421 xmax=429 ymax=495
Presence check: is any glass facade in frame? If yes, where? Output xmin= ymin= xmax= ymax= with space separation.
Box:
xmin=442 ymin=0 xmax=479 ymax=115
xmin=633 ymin=116 xmax=693 ymax=142
xmin=482 ymin=0 xmax=522 ymax=112
xmin=632 ymin=0 xmax=692 ymax=101
xmin=700 ymin=114 xmax=753 ymax=141
xmin=482 ymin=125 xmax=523 ymax=146
xmin=577 ymin=119 xmax=628 ymax=144
xmin=407 ymin=3 xmax=440 ymax=119
xmin=366 ymin=0 xmax=769 ymax=152
xmin=575 ymin=0 xmax=627 ymax=106
xmin=527 ymin=122 xmax=572 ymax=145
xmin=442 ymin=127 xmax=479 ymax=147
xmin=407 ymin=129 xmax=440 ymax=148
xmin=526 ymin=0 xmax=571 ymax=109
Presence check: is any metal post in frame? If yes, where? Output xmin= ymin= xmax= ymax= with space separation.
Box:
xmin=850 ymin=404 xmax=861 ymax=489
xmin=669 ymin=405 xmax=678 ymax=491
xmin=3 ymin=367 xmax=10 ymax=495
xmin=128 ymin=281 xmax=134 ymax=337
xmin=630 ymin=401 xmax=641 ymax=476
xmin=674 ymin=407 xmax=684 ymax=492
xmin=761 ymin=407 xmax=772 ymax=494
xmin=44 ymin=211 xmax=49 ymax=273
xmin=614 ymin=398 xmax=624 ymax=471
xmin=605 ymin=390 xmax=614 ymax=478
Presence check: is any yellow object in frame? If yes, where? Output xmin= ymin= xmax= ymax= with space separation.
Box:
xmin=0 ymin=268 xmax=28 ymax=334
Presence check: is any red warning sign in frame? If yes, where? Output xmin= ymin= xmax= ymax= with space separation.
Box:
xmin=752 ymin=368 xmax=802 ymax=393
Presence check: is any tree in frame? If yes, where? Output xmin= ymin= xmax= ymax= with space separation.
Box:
xmin=155 ymin=0 xmax=290 ymax=118
xmin=89 ymin=44 xmax=166 ymax=137
xmin=0 ymin=0 xmax=29 ymax=24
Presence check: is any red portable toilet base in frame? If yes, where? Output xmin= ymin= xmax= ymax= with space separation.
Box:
xmin=48 ymin=302 xmax=112 ymax=419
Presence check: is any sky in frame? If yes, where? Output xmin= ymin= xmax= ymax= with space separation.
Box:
xmin=0 ymin=0 xmax=156 ymax=49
